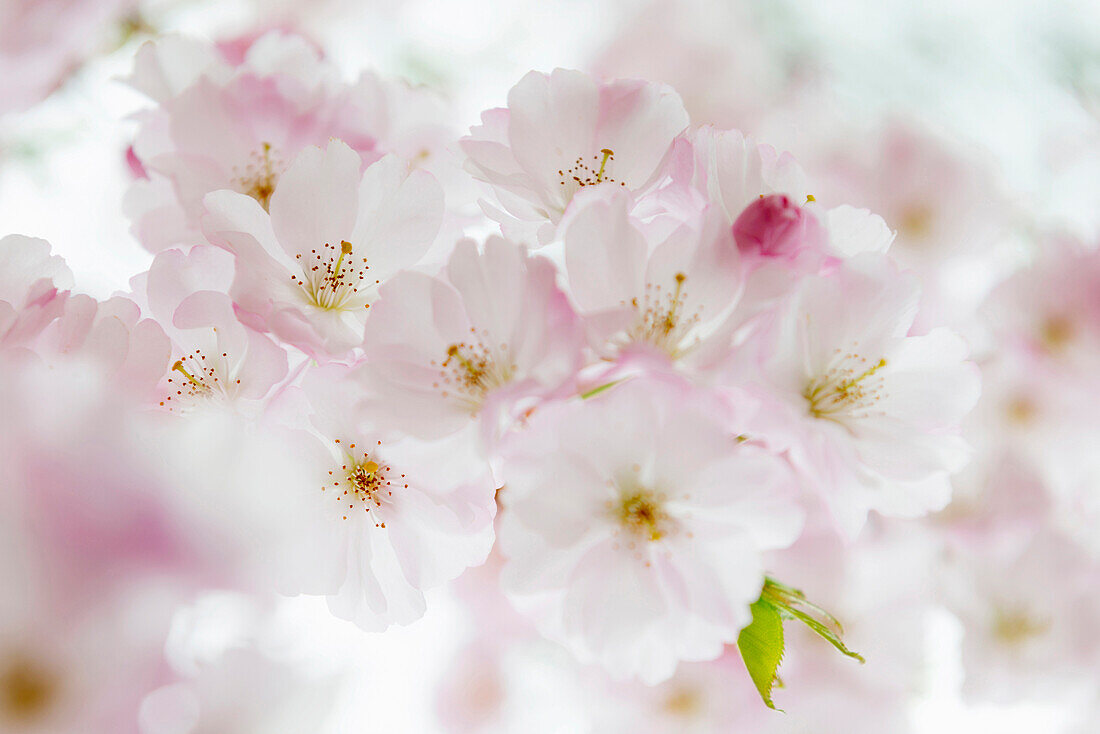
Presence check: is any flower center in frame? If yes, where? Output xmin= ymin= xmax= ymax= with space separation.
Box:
xmin=804 ymin=350 xmax=888 ymax=420
xmin=625 ymin=272 xmax=700 ymax=357
xmin=160 ymin=346 xmax=240 ymax=412
xmin=614 ymin=489 xmax=669 ymax=542
xmin=992 ymin=607 xmax=1049 ymax=647
xmin=232 ymin=142 xmax=282 ymax=210
xmin=663 ymin=687 xmax=703 ymax=717
xmin=898 ymin=203 xmax=934 ymax=240
xmin=557 ymin=148 xmax=626 ymax=202
xmin=324 ymin=440 xmax=407 ymax=525
xmin=291 ymin=240 xmax=376 ymax=312
xmin=1 ymin=655 xmax=57 ymax=723
xmin=434 ymin=339 xmax=516 ymax=411
xmin=1039 ymin=314 xmax=1075 ymax=352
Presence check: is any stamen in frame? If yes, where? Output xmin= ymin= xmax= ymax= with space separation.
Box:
xmin=232 ymin=142 xmax=281 ymax=210
xmin=323 ymin=440 xmax=408 ymax=526
xmin=171 ymin=360 xmax=204 ymax=390
xmin=805 ymin=348 xmax=889 ymax=420
xmin=435 ymin=337 xmax=516 ymax=411
xmin=290 ymin=240 xmax=376 ymax=311
xmin=161 ymin=345 xmax=240 ymax=412
xmin=625 ymin=272 xmax=700 ymax=357
xmin=557 ymin=148 xmax=627 ymax=195
xmin=1 ymin=655 xmax=57 ymax=722
xmin=992 ymin=608 xmax=1050 ymax=646
xmin=612 ymin=488 xmax=669 ymax=543
xmin=596 ymin=148 xmax=614 ymax=182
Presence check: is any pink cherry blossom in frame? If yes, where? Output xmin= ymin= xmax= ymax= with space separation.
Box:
xmin=125 ymin=31 xmax=451 ymax=252
xmin=560 ymin=191 xmax=742 ymax=374
xmin=357 ymin=235 xmax=584 ymax=443
xmin=0 ymin=0 xmax=138 ymax=116
xmin=685 ymin=125 xmax=809 ymax=226
xmin=939 ymin=531 xmax=1100 ymax=704
xmin=137 ymin=246 xmax=289 ymax=416
xmin=139 ymin=645 xmax=340 ymax=734
xmin=461 ymin=68 xmax=690 ymax=244
xmin=733 ymin=253 xmax=980 ymax=537
xmin=275 ymin=363 xmax=497 ymax=630
xmin=0 ymin=235 xmax=73 ymax=351
xmin=31 ymin=294 xmax=171 ymax=403
xmin=202 ymin=139 xmax=443 ymax=360
xmin=497 ymin=378 xmax=802 ymax=683
xmin=732 ymin=193 xmax=827 ymax=260
xmin=152 ymin=364 xmax=497 ymax=631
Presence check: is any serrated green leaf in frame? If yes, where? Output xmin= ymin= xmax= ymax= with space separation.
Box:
xmin=760 ymin=577 xmax=865 ymax=664
xmin=737 ymin=599 xmax=786 ymax=711
xmin=784 ymin=607 xmax=865 ymax=663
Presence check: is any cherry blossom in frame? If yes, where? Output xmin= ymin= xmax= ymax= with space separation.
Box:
xmin=0 ymin=0 xmax=139 ymax=116
xmin=357 ymin=235 xmax=584 ymax=443
xmin=125 ymin=31 xmax=451 ymax=253
xmin=560 ymin=191 xmax=742 ymax=374
xmin=0 ymin=235 xmax=73 ymax=351
xmin=136 ymin=246 xmax=289 ymax=416
xmin=202 ymin=139 xmax=443 ymax=360
xmin=461 ymin=68 xmax=690 ymax=244
xmin=497 ymin=378 xmax=802 ymax=683
xmin=733 ymin=253 xmax=980 ymax=537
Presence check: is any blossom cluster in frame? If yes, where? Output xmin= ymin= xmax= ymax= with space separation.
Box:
xmin=3 ymin=13 xmax=1098 ymax=733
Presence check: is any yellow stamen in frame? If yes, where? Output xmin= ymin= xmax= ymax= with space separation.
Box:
xmin=332 ymin=240 xmax=354 ymax=280
xmin=172 ymin=360 xmax=205 ymax=389
xmin=662 ymin=272 xmax=687 ymax=334
xmin=596 ymin=148 xmax=614 ymax=182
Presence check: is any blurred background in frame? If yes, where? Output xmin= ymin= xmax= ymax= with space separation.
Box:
xmin=2 ymin=0 xmax=1099 ymax=731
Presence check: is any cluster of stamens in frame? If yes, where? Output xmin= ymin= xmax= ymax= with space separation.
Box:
xmin=1 ymin=654 xmax=56 ymax=723
xmin=290 ymin=240 xmax=376 ymax=311
xmin=431 ymin=330 xmax=516 ymax=410
xmin=558 ymin=148 xmax=625 ymax=193
xmin=992 ymin=607 xmax=1050 ymax=646
xmin=1039 ymin=314 xmax=1075 ymax=352
xmin=625 ymin=273 xmax=700 ymax=356
xmin=231 ymin=142 xmax=282 ymax=210
xmin=804 ymin=346 xmax=889 ymax=420
xmin=607 ymin=465 xmax=681 ymax=563
xmin=324 ymin=439 xmax=408 ymax=525
xmin=160 ymin=346 xmax=239 ymax=411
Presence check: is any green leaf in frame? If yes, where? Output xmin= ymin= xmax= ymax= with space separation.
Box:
xmin=784 ymin=607 xmax=865 ymax=663
xmin=761 ymin=577 xmax=865 ymax=663
xmin=737 ymin=599 xmax=786 ymax=711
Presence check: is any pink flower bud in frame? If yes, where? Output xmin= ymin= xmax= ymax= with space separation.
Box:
xmin=732 ymin=194 xmax=825 ymax=259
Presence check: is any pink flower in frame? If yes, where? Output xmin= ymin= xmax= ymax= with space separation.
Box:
xmin=686 ymin=125 xmax=809 ymax=226
xmin=138 ymin=246 xmax=289 ymax=416
xmin=591 ymin=650 xmax=765 ymax=733
xmin=31 ymin=294 xmax=172 ymax=404
xmin=140 ymin=645 xmax=340 ymax=734
xmin=357 ymin=235 xmax=584 ymax=443
xmin=202 ymin=140 xmax=444 ymax=360
xmin=735 ymin=254 xmax=980 ymax=537
xmin=497 ymin=378 xmax=802 ymax=683
xmin=732 ymin=193 xmax=826 ymax=260
xmin=560 ymin=191 xmax=742 ymax=373
xmin=126 ymin=32 xmax=452 ymax=253
xmin=940 ymin=532 xmax=1100 ymax=704
xmin=0 ymin=235 xmax=72 ymax=351
xmin=461 ymin=68 xmax=690 ymax=244
xmin=283 ymin=364 xmax=497 ymax=630
xmin=0 ymin=0 xmax=137 ymax=115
